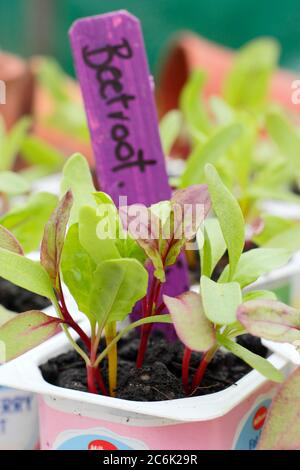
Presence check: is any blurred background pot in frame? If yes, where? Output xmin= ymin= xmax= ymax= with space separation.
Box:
xmin=0 ymin=51 xmax=34 ymax=130
xmin=156 ymin=33 xmax=300 ymax=118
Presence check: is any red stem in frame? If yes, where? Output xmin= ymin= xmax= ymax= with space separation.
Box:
xmin=136 ymin=238 xmax=177 ymax=368
xmin=87 ymin=365 xmax=98 ymax=394
xmin=136 ymin=277 xmax=162 ymax=368
xmin=94 ymin=368 xmax=108 ymax=396
xmin=155 ymin=302 xmax=166 ymax=315
xmin=58 ymin=278 xmax=91 ymax=350
xmin=191 ymin=355 xmax=209 ymax=394
xmin=182 ymin=348 xmax=192 ymax=395
xmin=59 ymin=301 xmax=91 ymax=350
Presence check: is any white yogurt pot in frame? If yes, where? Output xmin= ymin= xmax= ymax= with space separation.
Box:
xmin=0 ymin=323 xmax=292 ymax=451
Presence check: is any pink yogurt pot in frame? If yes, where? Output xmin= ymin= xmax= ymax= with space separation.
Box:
xmin=0 ymin=327 xmax=291 ymax=450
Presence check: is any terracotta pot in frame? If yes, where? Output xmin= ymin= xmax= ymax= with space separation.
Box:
xmin=0 ymin=52 xmax=34 ymax=129
xmin=156 ymin=33 xmax=299 ymax=117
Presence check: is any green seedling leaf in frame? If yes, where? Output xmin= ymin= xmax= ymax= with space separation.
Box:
xmin=159 ymin=110 xmax=182 ymax=155
xmin=0 ymin=192 xmax=58 ymax=253
xmin=0 ymin=247 xmax=55 ymax=302
xmin=21 ymin=136 xmax=65 ymax=173
xmin=0 ymin=225 xmax=23 ymax=254
xmin=263 ymin=224 xmax=300 ymax=252
xmin=38 ymin=57 xmax=69 ymax=102
xmin=94 ymin=192 xmax=145 ymax=263
xmin=266 ymin=111 xmax=300 ymax=171
xmin=252 ymin=215 xmax=293 ymax=247
xmin=41 ymin=191 xmax=73 ymax=290
xmin=243 ymin=290 xmax=277 ymax=302
xmin=180 ymin=123 xmax=242 ymax=187
xmin=179 ymin=69 xmax=211 ymax=136
xmin=219 ymin=248 xmax=292 ymax=287
xmin=89 ymin=258 xmax=148 ymax=325
xmin=201 ymin=276 xmax=242 ymax=325
xmin=163 ymin=291 xmax=216 ymax=352
xmin=0 ymin=310 xmax=61 ymax=362
xmin=210 ymin=96 xmax=235 ymax=126
xmin=79 ymin=205 xmax=120 ymax=264
xmin=200 ymin=218 xmax=226 ymax=277
xmin=61 ymin=153 xmax=95 ymax=224
xmin=0 ymin=117 xmax=31 ymax=171
xmin=238 ymin=299 xmax=300 ymax=345
xmin=223 ymin=38 xmax=280 ymax=109
xmin=217 ymin=332 xmax=283 ymax=383
xmin=0 ymin=305 xmax=17 ymax=327
xmin=61 ymin=224 xmax=96 ymax=320
xmin=258 ymin=366 xmax=300 ymax=450
xmin=205 ymin=163 xmax=244 ymax=280
xmin=0 ymin=171 xmax=30 ymax=195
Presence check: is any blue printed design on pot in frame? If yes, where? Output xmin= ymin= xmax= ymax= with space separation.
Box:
xmin=233 ymin=398 xmax=272 ymax=450
xmin=53 ymin=427 xmax=148 ymax=450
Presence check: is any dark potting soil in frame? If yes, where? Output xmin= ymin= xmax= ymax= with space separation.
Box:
xmin=40 ymin=331 xmax=268 ymax=402
xmin=0 ymin=277 xmax=51 ymax=312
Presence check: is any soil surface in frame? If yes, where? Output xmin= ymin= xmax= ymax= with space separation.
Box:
xmin=0 ymin=277 xmax=51 ymax=312
xmin=40 ymin=332 xmax=268 ymax=402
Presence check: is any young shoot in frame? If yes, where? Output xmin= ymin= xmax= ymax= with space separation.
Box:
xmin=0 ymin=154 xmax=171 ymax=396
xmin=164 ymin=164 xmax=298 ymax=395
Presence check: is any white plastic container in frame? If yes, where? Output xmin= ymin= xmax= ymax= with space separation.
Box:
xmin=0 ymin=324 xmax=291 ymax=450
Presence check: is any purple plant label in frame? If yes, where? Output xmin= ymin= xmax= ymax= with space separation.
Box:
xmin=69 ymin=11 xmax=189 ymax=335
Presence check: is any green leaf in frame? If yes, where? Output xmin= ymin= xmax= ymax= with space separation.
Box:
xmin=266 ymin=111 xmax=300 ymax=171
xmin=41 ymin=191 xmax=73 ymax=289
xmin=0 ymin=171 xmax=30 ymax=195
xmin=163 ymin=291 xmax=216 ymax=352
xmin=159 ymin=110 xmax=182 ymax=155
xmin=0 ymin=305 xmax=17 ymax=327
xmin=220 ymin=248 xmax=292 ymax=288
xmin=0 ymin=311 xmax=61 ymax=362
xmin=258 ymin=367 xmax=300 ymax=450
xmin=21 ymin=136 xmax=65 ymax=172
xmin=61 ymin=224 xmax=96 ymax=320
xmin=179 ymin=69 xmax=211 ymax=136
xmin=61 ymin=153 xmax=95 ymax=224
xmin=263 ymin=224 xmax=300 ymax=252
xmin=0 ymin=225 xmax=23 ymax=254
xmin=217 ymin=333 xmax=284 ymax=383
xmin=200 ymin=218 xmax=226 ymax=277
xmin=223 ymin=38 xmax=280 ymax=109
xmin=0 ymin=192 xmax=58 ymax=253
xmin=205 ymin=164 xmax=244 ymax=280
xmin=0 ymin=247 xmax=56 ymax=302
xmin=238 ymin=299 xmax=300 ymax=345
xmin=210 ymin=96 xmax=235 ymax=126
xmin=79 ymin=205 xmax=120 ymax=264
xmin=180 ymin=123 xmax=243 ymax=187
xmin=201 ymin=276 xmax=242 ymax=325
xmin=37 ymin=57 xmax=69 ymax=102
xmin=0 ymin=117 xmax=31 ymax=171
xmin=252 ymin=215 xmax=293 ymax=247
xmin=243 ymin=290 xmax=277 ymax=302
xmin=89 ymin=258 xmax=148 ymax=325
